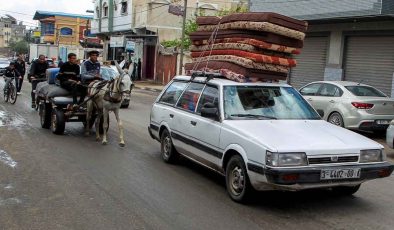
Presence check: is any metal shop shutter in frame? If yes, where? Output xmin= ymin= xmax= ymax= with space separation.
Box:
xmin=290 ymin=36 xmax=328 ymax=89
xmin=344 ymin=36 xmax=394 ymax=97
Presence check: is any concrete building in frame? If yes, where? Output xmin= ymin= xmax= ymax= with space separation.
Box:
xmin=91 ymin=0 xmax=242 ymax=79
xmin=251 ymin=0 xmax=394 ymax=97
xmin=0 ymin=15 xmax=26 ymax=48
xmin=33 ymin=11 xmax=102 ymax=60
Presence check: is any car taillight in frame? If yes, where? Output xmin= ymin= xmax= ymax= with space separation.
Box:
xmin=351 ymin=102 xmax=374 ymax=109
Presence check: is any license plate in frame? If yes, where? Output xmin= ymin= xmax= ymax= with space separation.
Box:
xmin=320 ymin=168 xmax=361 ymax=180
xmin=376 ymin=120 xmax=390 ymax=125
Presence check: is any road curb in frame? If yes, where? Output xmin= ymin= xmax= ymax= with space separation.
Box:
xmin=134 ymin=86 xmax=162 ymax=93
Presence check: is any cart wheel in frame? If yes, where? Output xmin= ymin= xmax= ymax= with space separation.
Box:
xmin=51 ymin=108 xmax=65 ymax=135
xmin=40 ymin=103 xmax=52 ymax=129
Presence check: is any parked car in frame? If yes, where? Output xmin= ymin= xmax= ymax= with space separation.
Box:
xmin=148 ymin=75 xmax=393 ymax=203
xmin=299 ymin=81 xmax=394 ymax=133
xmin=0 ymin=58 xmax=10 ymax=76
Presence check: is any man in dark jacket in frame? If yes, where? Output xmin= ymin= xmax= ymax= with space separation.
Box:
xmin=14 ymin=54 xmax=26 ymax=94
xmin=4 ymin=62 xmax=21 ymax=94
xmin=81 ymin=50 xmax=101 ymax=84
xmin=58 ymin=53 xmax=86 ymax=110
xmin=29 ymin=54 xmax=49 ymax=108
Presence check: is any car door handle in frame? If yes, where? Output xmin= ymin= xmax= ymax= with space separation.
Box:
xmin=190 ymin=121 xmax=197 ymax=126
xmin=169 ymin=114 xmax=174 ymax=118
xmin=329 ymin=100 xmax=335 ymax=103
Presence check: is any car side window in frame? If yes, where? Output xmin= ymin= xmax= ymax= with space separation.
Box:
xmin=318 ymin=84 xmax=337 ymax=97
xmin=196 ymin=85 xmax=219 ymax=114
xmin=300 ymin=83 xmax=322 ymax=96
xmin=159 ymin=81 xmax=188 ymax=105
xmin=176 ymin=83 xmax=205 ymax=112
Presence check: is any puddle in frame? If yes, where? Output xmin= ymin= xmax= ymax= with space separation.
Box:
xmin=0 ymin=150 xmax=17 ymax=168
xmin=0 ymin=110 xmax=27 ymax=129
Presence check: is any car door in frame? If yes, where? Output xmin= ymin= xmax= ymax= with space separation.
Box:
xmin=299 ymin=83 xmax=323 ymax=109
xmin=313 ymin=83 xmax=343 ymax=119
xmin=170 ymin=82 xmax=205 ymax=155
xmin=187 ymin=84 xmax=223 ymax=167
xmin=150 ymin=81 xmax=189 ymax=139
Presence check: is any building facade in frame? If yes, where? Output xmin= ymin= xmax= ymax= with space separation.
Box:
xmin=0 ymin=15 xmax=26 ymax=48
xmin=91 ymin=0 xmax=241 ymax=80
xmin=251 ymin=0 xmax=394 ymax=97
xmin=33 ymin=11 xmax=102 ymax=60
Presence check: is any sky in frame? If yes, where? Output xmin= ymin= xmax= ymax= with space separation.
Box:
xmin=0 ymin=0 xmax=94 ymax=28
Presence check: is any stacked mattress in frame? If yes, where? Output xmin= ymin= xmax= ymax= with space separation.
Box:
xmin=185 ymin=12 xmax=308 ymax=82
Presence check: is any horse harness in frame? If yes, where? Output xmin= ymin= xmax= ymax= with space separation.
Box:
xmin=103 ymin=77 xmax=123 ymax=103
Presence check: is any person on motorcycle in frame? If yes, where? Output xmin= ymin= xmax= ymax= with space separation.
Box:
xmin=14 ymin=54 xmax=26 ymax=94
xmin=28 ymin=54 xmax=49 ymax=108
xmin=57 ymin=53 xmax=86 ymax=110
xmin=81 ymin=50 xmax=101 ymax=84
xmin=4 ymin=62 xmax=21 ymax=94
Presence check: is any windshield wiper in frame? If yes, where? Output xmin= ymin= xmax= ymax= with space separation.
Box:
xmin=229 ymin=114 xmax=277 ymax=120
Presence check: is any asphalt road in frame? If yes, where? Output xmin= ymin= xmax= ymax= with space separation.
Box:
xmin=0 ymin=80 xmax=394 ymax=230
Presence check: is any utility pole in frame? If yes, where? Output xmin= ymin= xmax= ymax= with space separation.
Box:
xmin=178 ymin=0 xmax=188 ymax=75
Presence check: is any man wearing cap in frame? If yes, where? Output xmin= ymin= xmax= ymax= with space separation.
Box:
xmin=81 ymin=50 xmax=101 ymax=84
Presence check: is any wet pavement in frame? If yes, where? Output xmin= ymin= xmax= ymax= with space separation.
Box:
xmin=0 ymin=78 xmax=394 ymax=230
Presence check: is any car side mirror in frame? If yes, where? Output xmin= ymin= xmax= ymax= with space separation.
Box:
xmin=201 ymin=102 xmax=219 ymax=120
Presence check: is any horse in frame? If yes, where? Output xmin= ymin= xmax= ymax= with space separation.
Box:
xmin=85 ymin=62 xmax=133 ymax=146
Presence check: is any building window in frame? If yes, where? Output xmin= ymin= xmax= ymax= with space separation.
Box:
xmin=103 ymin=2 xmax=109 ymax=17
xmin=42 ymin=23 xmax=55 ymax=35
xmin=96 ymin=6 xmax=100 ymax=18
xmin=121 ymin=1 xmax=128 ymax=14
xmin=60 ymin=27 xmax=73 ymax=36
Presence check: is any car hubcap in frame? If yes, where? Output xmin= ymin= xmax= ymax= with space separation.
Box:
xmin=163 ymin=136 xmax=171 ymax=158
xmin=330 ymin=115 xmax=342 ymax=126
xmin=230 ymin=166 xmax=245 ymax=195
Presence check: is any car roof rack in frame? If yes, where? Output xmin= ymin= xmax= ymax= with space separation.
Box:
xmin=190 ymin=71 xmax=226 ymax=83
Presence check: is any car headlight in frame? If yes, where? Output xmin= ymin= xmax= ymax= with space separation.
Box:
xmin=360 ymin=149 xmax=385 ymax=163
xmin=266 ymin=151 xmax=308 ymax=167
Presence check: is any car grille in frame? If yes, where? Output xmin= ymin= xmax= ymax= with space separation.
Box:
xmin=308 ymin=156 xmax=359 ymax=165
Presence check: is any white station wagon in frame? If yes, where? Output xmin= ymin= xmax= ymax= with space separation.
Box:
xmin=148 ymin=74 xmax=394 ymax=203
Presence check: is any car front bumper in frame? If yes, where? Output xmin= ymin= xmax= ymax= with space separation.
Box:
xmin=249 ymin=162 xmax=393 ymax=191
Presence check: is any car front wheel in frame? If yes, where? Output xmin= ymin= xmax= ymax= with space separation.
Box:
xmin=225 ymin=155 xmax=254 ymax=203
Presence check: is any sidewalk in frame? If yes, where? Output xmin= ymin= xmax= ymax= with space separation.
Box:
xmin=133 ymin=80 xmax=164 ymax=93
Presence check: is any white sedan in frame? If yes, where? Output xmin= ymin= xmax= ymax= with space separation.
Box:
xmin=149 ymin=75 xmax=393 ymax=203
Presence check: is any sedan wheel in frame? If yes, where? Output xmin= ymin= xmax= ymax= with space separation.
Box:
xmin=160 ymin=129 xmax=178 ymax=163
xmin=225 ymin=155 xmax=254 ymax=203
xmin=328 ymin=112 xmax=344 ymax=127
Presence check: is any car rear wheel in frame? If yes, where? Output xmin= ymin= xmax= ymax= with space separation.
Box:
xmin=328 ymin=112 xmax=344 ymax=127
xmin=225 ymin=155 xmax=254 ymax=203
xmin=331 ymin=185 xmax=360 ymax=196
xmin=160 ymin=129 xmax=178 ymax=163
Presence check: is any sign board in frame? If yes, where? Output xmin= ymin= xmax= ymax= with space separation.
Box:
xmin=110 ymin=35 xmax=125 ymax=47
xmin=125 ymin=41 xmax=135 ymax=52
xmin=33 ymin=31 xmax=41 ymax=37
xmin=168 ymin=4 xmax=184 ymax=16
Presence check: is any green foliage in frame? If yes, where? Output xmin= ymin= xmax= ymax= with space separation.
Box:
xmin=9 ymin=40 xmax=29 ymax=54
xmin=160 ymin=5 xmax=248 ymax=50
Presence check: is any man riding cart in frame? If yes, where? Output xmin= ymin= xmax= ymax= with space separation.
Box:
xmin=29 ymin=54 xmax=49 ymax=108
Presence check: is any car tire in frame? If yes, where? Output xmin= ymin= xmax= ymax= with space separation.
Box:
xmin=331 ymin=185 xmax=361 ymax=196
xmin=328 ymin=112 xmax=344 ymax=127
xmin=160 ymin=129 xmax=178 ymax=163
xmin=225 ymin=155 xmax=254 ymax=203
xmin=40 ymin=102 xmax=52 ymax=129
xmin=51 ymin=108 xmax=65 ymax=135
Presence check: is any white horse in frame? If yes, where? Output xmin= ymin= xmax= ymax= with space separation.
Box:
xmin=85 ymin=62 xmax=133 ymax=146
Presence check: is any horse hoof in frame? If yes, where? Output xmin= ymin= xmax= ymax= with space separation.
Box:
xmin=119 ymin=143 xmax=125 ymax=147
xmin=96 ymin=137 xmax=101 ymax=142
xmin=102 ymin=141 xmax=107 ymax=145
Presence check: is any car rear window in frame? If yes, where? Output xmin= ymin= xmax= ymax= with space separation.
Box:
xmin=159 ymin=81 xmax=188 ymax=105
xmin=345 ymin=86 xmax=386 ymax=97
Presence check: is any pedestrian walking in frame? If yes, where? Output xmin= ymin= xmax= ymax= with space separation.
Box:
xmin=137 ymin=58 xmax=142 ymax=80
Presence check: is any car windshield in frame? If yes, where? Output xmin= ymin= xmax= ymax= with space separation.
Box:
xmin=101 ymin=68 xmax=118 ymax=81
xmin=345 ymin=85 xmax=386 ymax=97
xmin=224 ymin=85 xmax=321 ymax=120
xmin=0 ymin=60 xmax=9 ymax=64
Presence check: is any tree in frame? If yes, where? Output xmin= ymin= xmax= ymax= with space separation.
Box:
xmin=160 ymin=5 xmax=248 ymax=49
xmin=9 ymin=39 xmax=29 ymax=54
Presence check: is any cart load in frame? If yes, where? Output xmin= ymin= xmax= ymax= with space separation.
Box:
xmin=185 ymin=12 xmax=308 ymax=83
